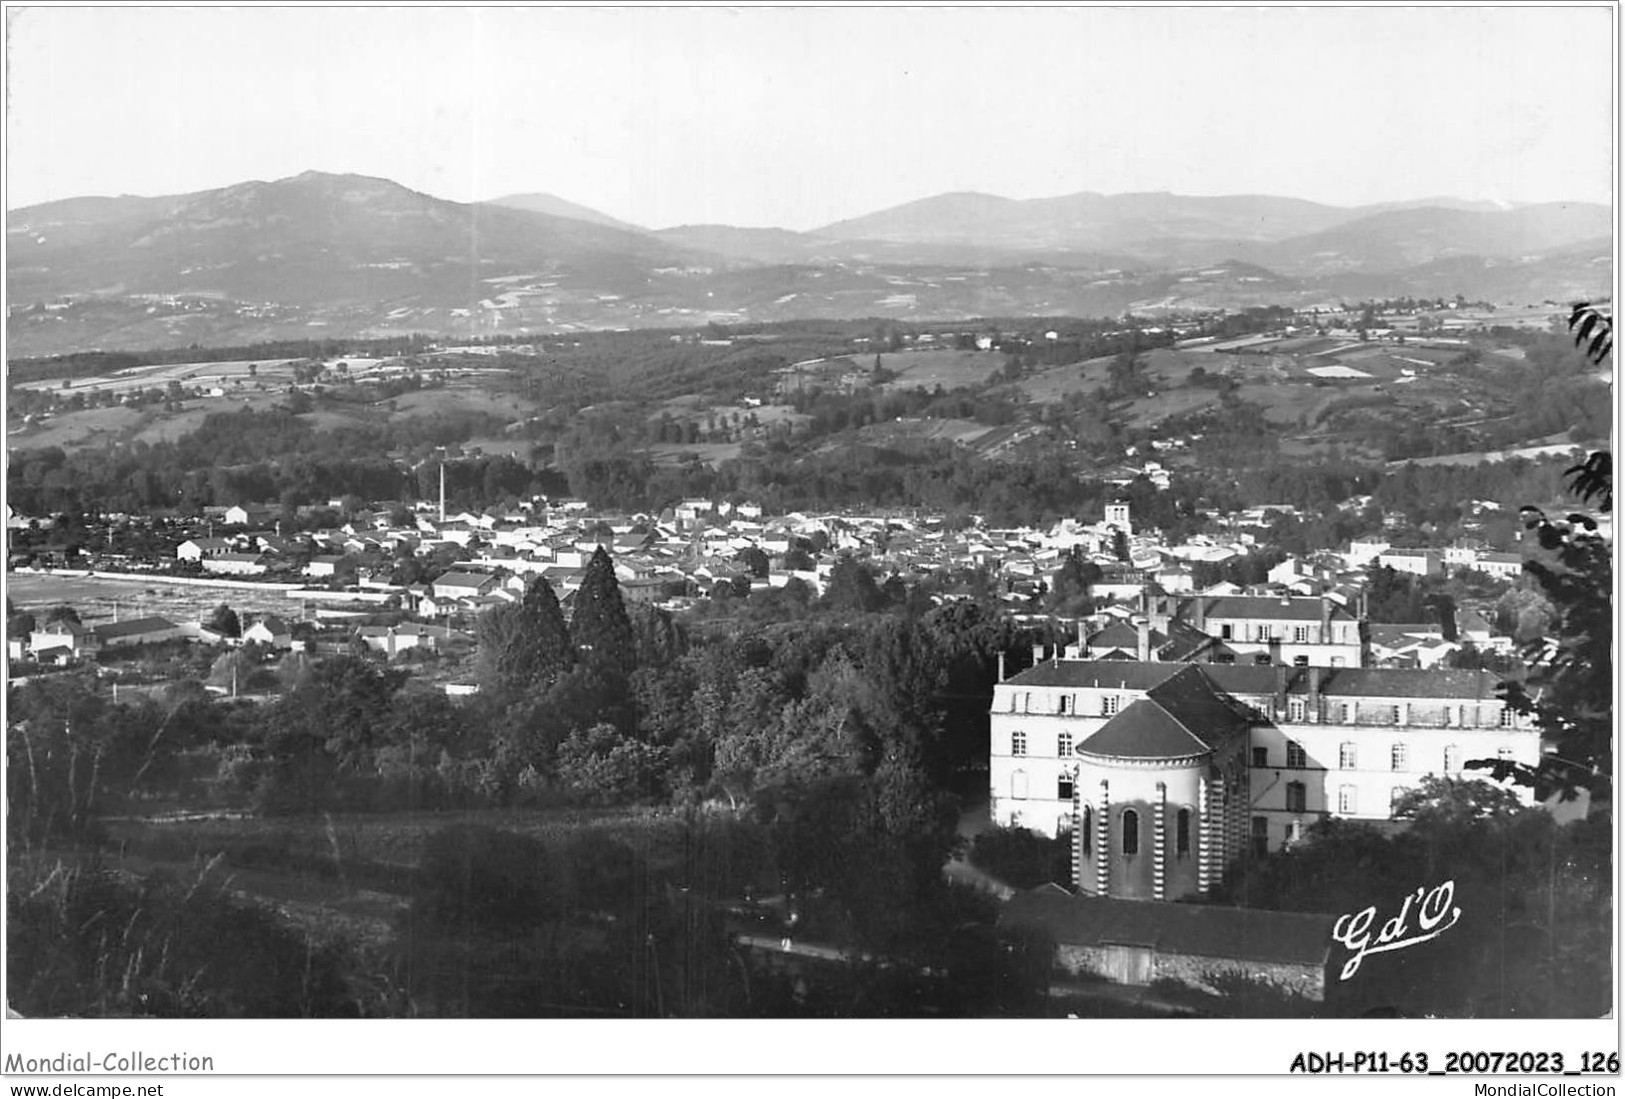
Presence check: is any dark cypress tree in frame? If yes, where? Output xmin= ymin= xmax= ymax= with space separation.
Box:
xmin=523 ymin=574 xmax=575 ymax=677
xmin=572 ymin=547 xmax=636 ymax=675
xmin=474 ymin=576 xmax=573 ymax=702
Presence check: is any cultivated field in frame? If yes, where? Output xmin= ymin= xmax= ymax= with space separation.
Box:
xmin=1115 ymin=388 xmax=1224 ymax=428
xmin=461 ymin=434 xmax=535 ymax=460
xmin=390 ymin=386 xmax=525 ymax=418
xmin=647 ymin=441 xmax=745 ymax=466
xmin=10 ymin=375 xmax=542 ymax=455
xmin=1397 ymin=441 xmax=1586 ymax=468
xmin=835 ymin=417 xmax=995 ymax=450
xmin=1234 ymin=381 xmax=1374 ymax=427
xmin=6 ymin=571 xmax=321 ymax=624
xmin=1014 ymin=356 xmax=1110 ymax=403
xmin=653 ymin=397 xmax=807 ymax=427
xmin=7 ymin=404 xmax=154 ymax=451
xmin=874 ymin=348 xmax=1002 ymax=391
xmin=15 ymin=358 xmax=305 ymax=396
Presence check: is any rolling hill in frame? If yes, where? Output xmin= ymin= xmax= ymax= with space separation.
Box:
xmin=7 ymin=171 xmax=704 ymax=306
xmin=809 ymin=190 xmax=1611 ymax=275
xmin=485 ymin=192 xmax=644 ymax=232
xmin=1240 ymin=202 xmax=1613 ymax=276
xmin=812 ymin=190 xmax=1355 ymax=254
xmin=6 ymin=174 xmax=1612 ymax=357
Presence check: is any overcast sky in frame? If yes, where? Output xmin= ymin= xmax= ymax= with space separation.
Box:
xmin=5 ymin=6 xmax=1614 ymax=229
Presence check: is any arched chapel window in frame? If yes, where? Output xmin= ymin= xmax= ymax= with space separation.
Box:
xmin=1121 ymin=809 xmax=1139 ymax=855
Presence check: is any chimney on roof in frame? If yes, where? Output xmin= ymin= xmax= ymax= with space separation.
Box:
xmin=997 ymin=650 xmax=1006 ymax=683
xmin=1137 ymin=620 xmax=1151 ymax=663
xmin=1308 ymin=666 xmax=1322 ymax=722
xmin=1275 ymin=662 xmax=1288 ymax=713
xmin=1192 ymin=597 xmax=1206 ymax=633
xmin=1033 ymin=642 xmax=1045 ymax=666
xmin=1077 ymin=618 xmax=1085 ymax=651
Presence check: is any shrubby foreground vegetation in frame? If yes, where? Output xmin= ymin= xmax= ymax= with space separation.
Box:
xmin=9 ymin=549 xmax=1047 ymax=1016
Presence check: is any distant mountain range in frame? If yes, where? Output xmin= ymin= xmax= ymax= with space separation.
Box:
xmin=6 ymin=172 xmax=1612 ymax=356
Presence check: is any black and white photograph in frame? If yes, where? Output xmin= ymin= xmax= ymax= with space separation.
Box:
xmin=2 ymin=2 xmax=1616 ymax=1084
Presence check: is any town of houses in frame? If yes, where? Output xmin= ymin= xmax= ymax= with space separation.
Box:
xmin=11 ymin=489 xmax=1533 ymax=686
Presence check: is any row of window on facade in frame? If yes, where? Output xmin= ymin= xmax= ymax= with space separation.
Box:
xmin=1010 ymin=731 xmax=1513 ymax=773
xmin=1263 ymin=740 xmax=1515 ymax=772
xmin=1011 ymin=771 xmax=1459 ymax=817
xmin=1008 ymin=693 xmax=1129 ymax=716
xmin=1214 ymin=624 xmax=1347 ymax=644
xmin=1073 ymin=805 xmax=1192 ymax=858
xmin=1321 ymin=785 xmax=1433 ymax=815
xmin=1276 ymin=781 xmax=1374 ymax=814
xmin=1208 ymin=653 xmax=1343 ymax=668
xmin=1008 ymin=692 xmax=1516 ymax=728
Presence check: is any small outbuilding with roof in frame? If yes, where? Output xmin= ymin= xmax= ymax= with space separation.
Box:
xmin=999 ymin=887 xmax=1337 ymax=1003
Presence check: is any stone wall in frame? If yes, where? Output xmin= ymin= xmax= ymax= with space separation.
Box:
xmin=1055 ymin=944 xmax=1326 ymax=1003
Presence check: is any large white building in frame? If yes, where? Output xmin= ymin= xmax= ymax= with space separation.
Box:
xmin=1377 ymin=547 xmax=1444 ymax=578
xmin=989 ymin=655 xmax=1540 ymax=901
xmin=1146 ymin=593 xmax=1367 ymax=669
xmin=201 ymin=552 xmax=267 ymax=576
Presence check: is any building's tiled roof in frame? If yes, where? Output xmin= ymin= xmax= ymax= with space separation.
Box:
xmin=1209 ymin=664 xmax=1503 ymax=701
xmin=1005 ymin=660 xmax=1506 ymax=702
xmin=1368 ymin=624 xmax=1441 ymax=647
xmin=1307 ymin=667 xmax=1503 ymax=700
xmin=434 ymin=571 xmax=494 ymax=588
xmin=92 ymin=616 xmax=178 ymax=641
xmin=1076 ymin=665 xmax=1251 ymax=759
xmin=1006 ymin=661 xmax=1177 ymax=691
xmin=1159 ymin=619 xmax=1217 ymax=661
xmin=1148 ymin=664 xmax=1256 ymax=737
xmin=1193 ymin=665 xmax=1284 ymax=696
xmin=1087 ymin=622 xmax=1145 ymax=650
xmin=999 ymin=889 xmax=1336 ymax=968
xmin=1078 ymin=699 xmax=1210 ymax=759
xmin=1184 ymin=595 xmax=1354 ymax=622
